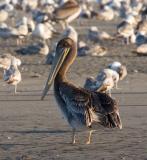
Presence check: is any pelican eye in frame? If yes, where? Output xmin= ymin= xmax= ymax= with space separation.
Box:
xmin=63 ymin=42 xmax=69 ymax=47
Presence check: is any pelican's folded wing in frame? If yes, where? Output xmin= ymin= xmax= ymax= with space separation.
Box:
xmin=91 ymin=92 xmax=122 ymax=128
xmin=59 ymin=82 xmax=91 ymax=113
xmin=59 ymin=82 xmax=92 ymax=126
xmin=91 ymin=92 xmax=118 ymax=114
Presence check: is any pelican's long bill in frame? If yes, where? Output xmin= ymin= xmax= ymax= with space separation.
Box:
xmin=41 ymin=47 xmax=70 ymax=100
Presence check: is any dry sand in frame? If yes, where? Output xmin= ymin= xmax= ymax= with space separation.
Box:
xmin=0 ymin=18 xmax=147 ymax=160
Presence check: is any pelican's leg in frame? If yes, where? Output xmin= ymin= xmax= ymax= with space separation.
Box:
xmin=71 ymin=128 xmax=76 ymax=144
xmin=86 ymin=130 xmax=94 ymax=144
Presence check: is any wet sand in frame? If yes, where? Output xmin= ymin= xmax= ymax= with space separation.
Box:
xmin=0 ymin=18 xmax=147 ymax=160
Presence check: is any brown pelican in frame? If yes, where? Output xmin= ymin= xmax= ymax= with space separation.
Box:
xmin=41 ymin=37 xmax=122 ymax=144
xmin=53 ymin=0 xmax=81 ymax=29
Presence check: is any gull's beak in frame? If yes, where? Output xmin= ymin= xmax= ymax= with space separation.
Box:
xmin=41 ymin=47 xmax=70 ymax=100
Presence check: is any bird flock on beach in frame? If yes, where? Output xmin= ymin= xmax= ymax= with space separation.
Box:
xmin=0 ymin=0 xmax=146 ymax=143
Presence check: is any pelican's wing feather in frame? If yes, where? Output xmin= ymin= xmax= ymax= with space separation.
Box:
xmin=59 ymin=82 xmax=121 ymax=128
xmin=91 ymin=92 xmax=122 ymax=128
xmin=59 ymin=82 xmax=91 ymax=114
xmin=91 ymin=92 xmax=118 ymax=114
xmin=59 ymin=82 xmax=93 ymax=126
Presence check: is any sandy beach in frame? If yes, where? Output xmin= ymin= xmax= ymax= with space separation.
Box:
xmin=0 ymin=17 xmax=147 ymax=160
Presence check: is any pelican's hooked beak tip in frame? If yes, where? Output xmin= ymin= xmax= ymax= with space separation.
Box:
xmin=41 ymin=89 xmax=47 ymax=100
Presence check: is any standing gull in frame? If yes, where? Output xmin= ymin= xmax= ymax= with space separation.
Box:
xmin=85 ymin=68 xmax=119 ymax=96
xmin=3 ymin=57 xmax=21 ymax=94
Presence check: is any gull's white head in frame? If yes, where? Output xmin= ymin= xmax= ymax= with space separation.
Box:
xmin=62 ymin=26 xmax=78 ymax=43
xmin=110 ymin=61 xmax=121 ymax=68
xmin=90 ymin=26 xmax=98 ymax=32
xmin=108 ymin=61 xmax=122 ymax=73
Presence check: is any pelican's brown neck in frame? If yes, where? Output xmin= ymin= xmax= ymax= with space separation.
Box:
xmin=56 ymin=41 xmax=77 ymax=81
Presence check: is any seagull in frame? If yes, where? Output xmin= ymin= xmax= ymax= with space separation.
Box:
xmin=96 ymin=68 xmax=119 ymax=96
xmin=15 ymin=16 xmax=29 ymax=45
xmin=32 ymin=21 xmax=54 ymax=42
xmin=117 ymin=20 xmax=134 ymax=44
xmin=88 ymin=26 xmax=113 ymax=42
xmin=84 ymin=68 xmax=120 ymax=96
xmin=3 ymin=57 xmax=21 ymax=94
xmin=16 ymin=41 xmax=49 ymax=56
